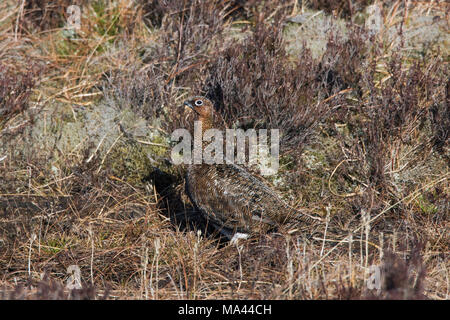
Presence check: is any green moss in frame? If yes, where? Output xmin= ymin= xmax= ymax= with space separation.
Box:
xmin=416 ymin=195 xmax=438 ymax=215
xmin=42 ymin=238 xmax=70 ymax=254
xmin=55 ymin=29 xmax=81 ymax=57
xmin=92 ymin=0 xmax=122 ymax=50
xmin=147 ymin=134 xmax=169 ymax=158
xmin=279 ymin=154 xmax=296 ymax=171
xmin=107 ymin=140 xmax=152 ymax=186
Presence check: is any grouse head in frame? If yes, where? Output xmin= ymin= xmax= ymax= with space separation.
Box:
xmin=183 ymin=96 xmax=214 ymax=122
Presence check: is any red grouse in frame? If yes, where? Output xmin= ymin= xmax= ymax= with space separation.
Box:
xmin=183 ymin=96 xmax=321 ymax=242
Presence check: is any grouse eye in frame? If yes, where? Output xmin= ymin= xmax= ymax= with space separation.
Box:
xmin=194 ymin=100 xmax=203 ymax=106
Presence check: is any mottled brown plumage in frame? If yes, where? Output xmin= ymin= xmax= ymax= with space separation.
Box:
xmin=183 ymin=96 xmax=321 ymax=242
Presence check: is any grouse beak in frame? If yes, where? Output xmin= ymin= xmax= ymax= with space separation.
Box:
xmin=183 ymin=101 xmax=198 ymax=114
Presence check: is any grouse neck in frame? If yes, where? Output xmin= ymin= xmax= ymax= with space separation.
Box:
xmin=192 ymin=112 xmax=223 ymax=166
xmin=198 ymin=113 xmax=214 ymax=132
xmin=193 ymin=115 xmax=214 ymax=147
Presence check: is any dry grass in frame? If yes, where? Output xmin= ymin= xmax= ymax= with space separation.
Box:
xmin=0 ymin=0 xmax=448 ymax=299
